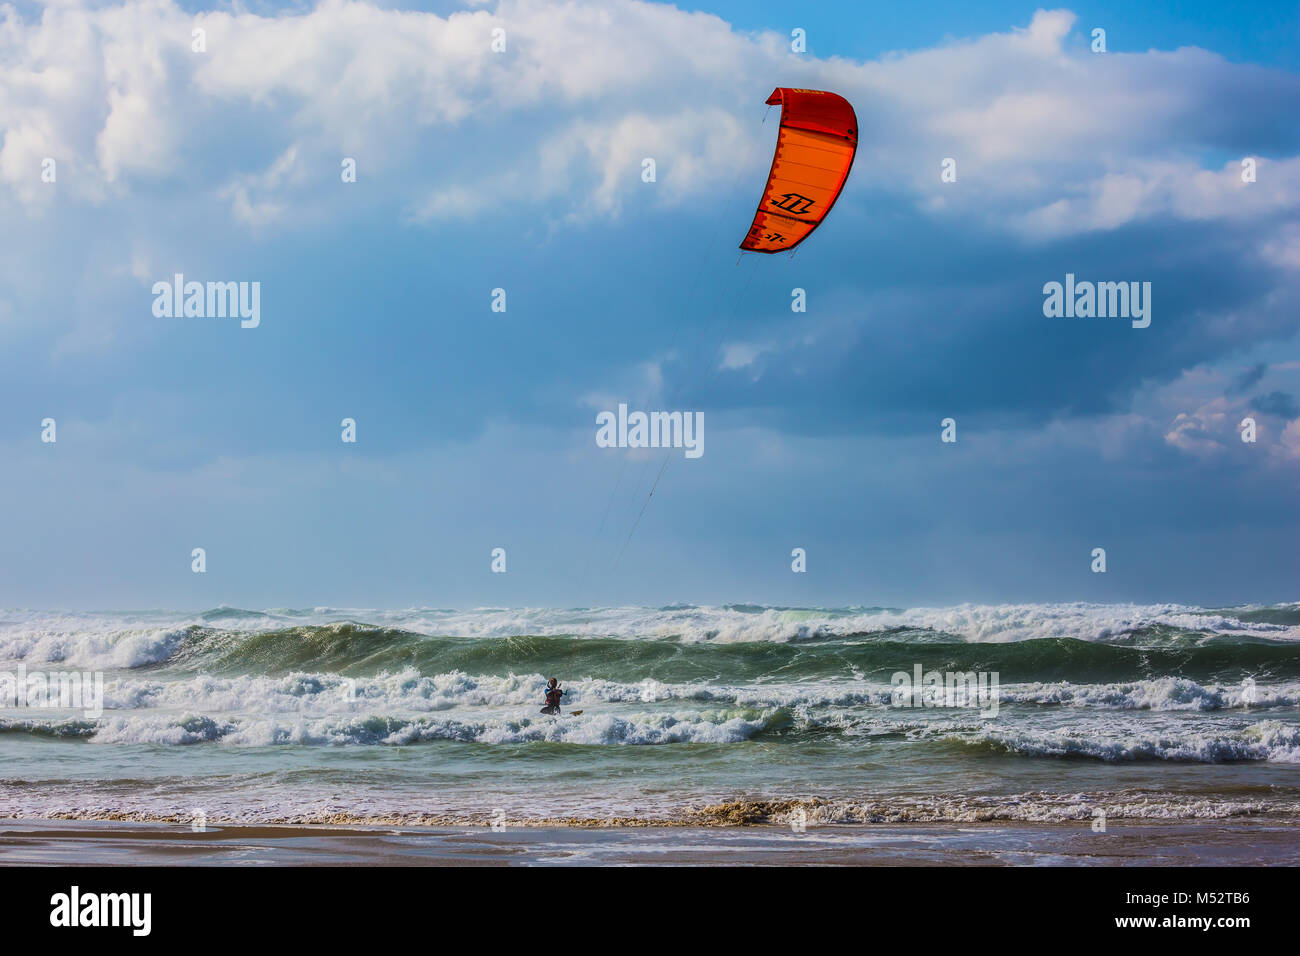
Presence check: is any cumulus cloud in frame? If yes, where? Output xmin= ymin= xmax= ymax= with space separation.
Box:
xmin=2 ymin=1 xmax=1298 ymax=242
xmin=1161 ymin=371 xmax=1300 ymax=463
xmin=1165 ymin=398 xmax=1236 ymax=455
xmin=1011 ymin=157 xmax=1300 ymax=239
xmin=1 ymin=0 xmax=1298 ymax=461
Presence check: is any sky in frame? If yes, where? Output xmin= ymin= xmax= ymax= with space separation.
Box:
xmin=1 ymin=0 xmax=1298 ymax=609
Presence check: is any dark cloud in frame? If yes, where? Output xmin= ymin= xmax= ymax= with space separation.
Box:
xmin=1227 ymin=363 xmax=1268 ymax=395
xmin=671 ymin=209 xmax=1300 ymax=437
xmin=1250 ymin=390 xmax=1300 ymax=420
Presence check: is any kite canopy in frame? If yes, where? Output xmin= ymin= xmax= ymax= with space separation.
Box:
xmin=740 ymin=88 xmax=858 ymax=253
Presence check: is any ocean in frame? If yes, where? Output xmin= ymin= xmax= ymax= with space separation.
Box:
xmin=1 ymin=603 xmax=1297 ymax=832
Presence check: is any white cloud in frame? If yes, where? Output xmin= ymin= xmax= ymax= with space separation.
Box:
xmin=1165 ymin=399 xmax=1234 ymax=455
xmin=1280 ymin=418 xmax=1300 ymax=459
xmin=1 ymin=0 xmax=1297 ymax=363
xmin=1261 ymin=223 xmax=1300 ymax=271
xmin=1014 ymin=157 xmax=1300 ymax=240
xmin=220 ymin=145 xmax=304 ymax=227
xmin=1158 ymin=365 xmax=1300 ymax=463
xmin=0 ymin=0 xmax=1294 ymax=242
xmin=720 ymin=342 xmax=761 ymax=370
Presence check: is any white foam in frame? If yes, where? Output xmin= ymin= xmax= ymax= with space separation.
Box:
xmin=78 ymin=706 xmax=773 ymax=747
xmin=92 ymin=670 xmax=1300 ymax=715
xmin=941 ymin=718 xmax=1300 ymax=763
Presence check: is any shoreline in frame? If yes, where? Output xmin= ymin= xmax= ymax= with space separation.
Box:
xmin=11 ymin=795 xmax=1300 ymax=829
xmin=2 ymin=816 xmax=1297 ymax=866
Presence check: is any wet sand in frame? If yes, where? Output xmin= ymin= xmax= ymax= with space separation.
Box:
xmin=1 ymin=817 xmax=1297 ymax=865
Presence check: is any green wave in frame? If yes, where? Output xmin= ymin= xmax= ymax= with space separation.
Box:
xmin=160 ymin=624 xmax=1300 ymax=684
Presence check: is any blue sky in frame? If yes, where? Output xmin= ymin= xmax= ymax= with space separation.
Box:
xmin=1 ymin=0 xmax=1298 ymax=609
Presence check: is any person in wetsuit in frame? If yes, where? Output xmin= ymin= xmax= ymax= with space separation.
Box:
xmin=540 ymin=678 xmax=565 ymax=715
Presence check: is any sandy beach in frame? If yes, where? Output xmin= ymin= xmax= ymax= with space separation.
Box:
xmin=2 ymin=817 xmax=1297 ymax=866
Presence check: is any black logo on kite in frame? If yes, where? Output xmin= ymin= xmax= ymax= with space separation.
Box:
xmin=764 ymin=232 xmax=786 ymax=243
xmin=769 ymin=192 xmax=815 ymax=215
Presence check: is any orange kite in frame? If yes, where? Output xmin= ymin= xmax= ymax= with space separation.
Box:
xmin=740 ymin=88 xmax=858 ymax=253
